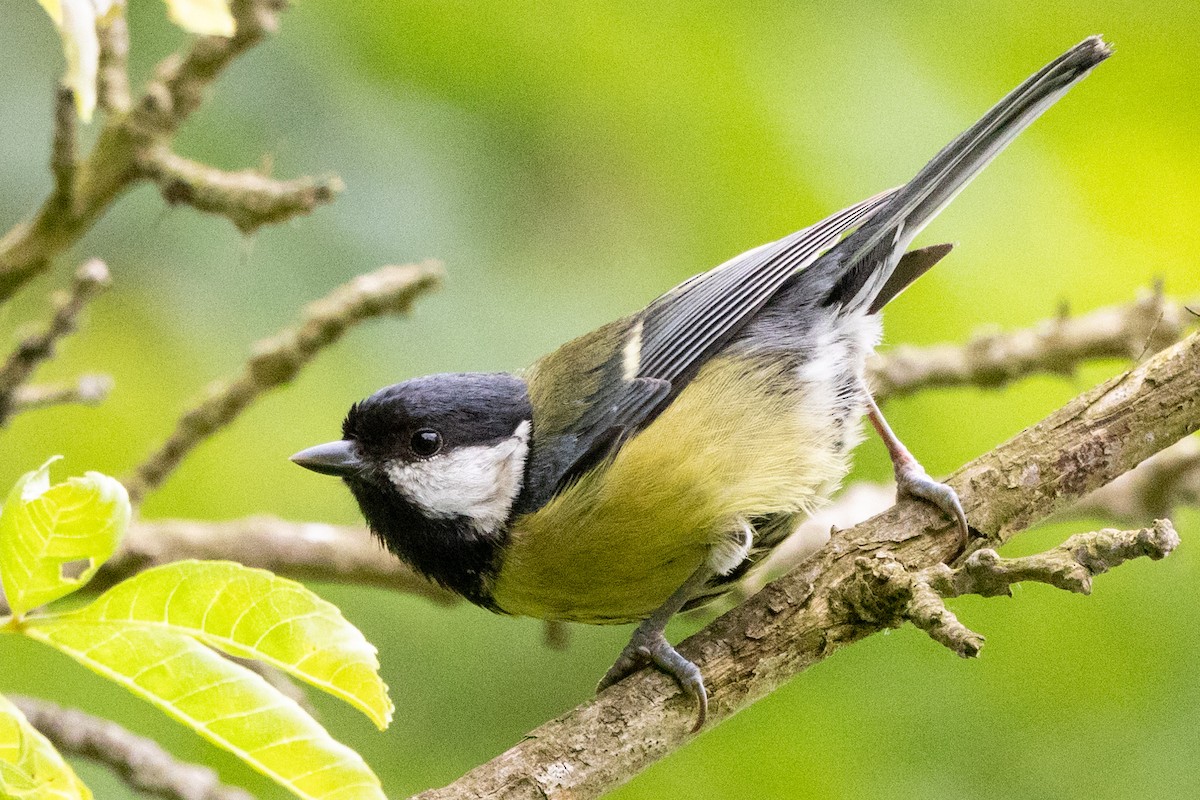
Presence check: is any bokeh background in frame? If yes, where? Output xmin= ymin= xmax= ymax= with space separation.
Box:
xmin=2 ymin=1 xmax=1198 ymax=798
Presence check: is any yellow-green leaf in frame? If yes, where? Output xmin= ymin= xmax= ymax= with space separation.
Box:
xmin=0 ymin=693 xmax=91 ymax=800
xmin=23 ymin=621 xmax=384 ymax=800
xmin=163 ymin=0 xmax=235 ymax=36
xmin=62 ymin=560 xmax=393 ymax=729
xmin=0 ymin=459 xmax=130 ymax=617
xmin=35 ymin=0 xmax=63 ymax=26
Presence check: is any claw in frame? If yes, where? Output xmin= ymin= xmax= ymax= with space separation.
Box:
xmin=596 ymin=629 xmax=708 ymax=731
xmin=865 ymin=393 xmax=971 ymax=552
xmin=896 ymin=461 xmax=969 ymax=549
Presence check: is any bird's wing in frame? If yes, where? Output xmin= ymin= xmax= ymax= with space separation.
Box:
xmin=634 ymin=190 xmax=895 ymax=386
xmin=516 ymin=191 xmax=896 ymax=513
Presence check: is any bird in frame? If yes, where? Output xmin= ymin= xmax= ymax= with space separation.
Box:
xmin=292 ymin=36 xmax=1110 ymax=731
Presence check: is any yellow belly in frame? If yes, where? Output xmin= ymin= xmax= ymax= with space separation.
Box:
xmin=491 ymin=355 xmax=857 ymax=624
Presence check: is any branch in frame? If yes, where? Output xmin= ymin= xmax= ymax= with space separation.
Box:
xmin=839 ymin=520 xmax=1179 ymax=656
xmin=96 ymin=12 xmax=132 ymax=115
xmin=125 ymin=261 xmax=443 ymax=504
xmin=1073 ymin=435 xmax=1200 ymax=522
xmin=868 ymin=287 xmax=1198 ymax=401
xmin=0 ymin=259 xmax=110 ymax=424
xmin=139 ymin=146 xmax=344 ymax=233
xmin=228 ymin=656 xmax=319 ymax=719
xmin=415 ymin=330 xmax=1199 ymax=800
xmin=734 ymin=434 xmax=1200 ymax=601
xmin=91 ymin=516 xmax=458 ymax=605
xmin=133 ymin=0 xmax=287 ymax=138
xmin=9 ymin=373 xmax=113 ymax=414
xmin=50 ymin=87 xmax=78 ymax=208
xmin=0 ymin=0 xmax=331 ymax=301
xmin=10 ymin=695 xmax=254 ymax=800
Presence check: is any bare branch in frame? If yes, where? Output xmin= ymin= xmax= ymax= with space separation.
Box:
xmin=11 ymin=695 xmax=254 ymax=800
xmin=133 ymin=0 xmax=288 ymax=138
xmin=0 ymin=259 xmax=110 ymax=424
xmin=97 ymin=13 xmax=132 ymax=115
xmin=840 ymin=520 xmax=1179 ymax=657
xmin=90 ymin=516 xmax=457 ymax=606
xmin=9 ymin=373 xmax=113 ymax=414
xmin=930 ymin=519 xmax=1179 ymax=597
xmin=0 ymin=0 xmax=332 ymax=301
xmin=139 ymin=146 xmax=342 ymax=233
xmin=415 ymin=331 xmax=1200 ymax=800
xmin=125 ymin=261 xmax=443 ymax=504
xmin=869 ymin=287 xmax=1199 ymax=401
xmin=51 ymin=86 xmax=77 ymax=207
xmin=1073 ymin=435 xmax=1200 ymax=522
xmin=837 ymin=550 xmax=985 ymax=657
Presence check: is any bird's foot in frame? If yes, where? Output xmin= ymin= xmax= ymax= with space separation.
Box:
xmin=895 ymin=461 xmax=969 ymax=550
xmin=597 ymin=628 xmax=708 ymax=732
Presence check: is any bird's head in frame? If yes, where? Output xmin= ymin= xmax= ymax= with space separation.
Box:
xmin=291 ymin=372 xmax=533 ymax=601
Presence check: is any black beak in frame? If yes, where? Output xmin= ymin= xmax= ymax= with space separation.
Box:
xmin=290 ymin=440 xmax=364 ymax=477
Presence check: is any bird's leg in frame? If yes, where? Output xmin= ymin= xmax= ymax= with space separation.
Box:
xmin=596 ymin=563 xmax=714 ymax=732
xmin=865 ymin=392 xmax=969 ymax=548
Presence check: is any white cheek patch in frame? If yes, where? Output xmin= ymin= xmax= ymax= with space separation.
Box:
xmin=386 ymin=421 xmax=531 ymax=533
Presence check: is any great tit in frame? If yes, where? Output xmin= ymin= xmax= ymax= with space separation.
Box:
xmin=293 ymin=37 xmax=1110 ymax=730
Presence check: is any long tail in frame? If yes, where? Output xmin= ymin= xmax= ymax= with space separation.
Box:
xmin=810 ymin=35 xmax=1111 ymax=313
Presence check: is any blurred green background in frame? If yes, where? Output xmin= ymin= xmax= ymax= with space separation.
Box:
xmin=2 ymin=1 xmax=1197 ymax=798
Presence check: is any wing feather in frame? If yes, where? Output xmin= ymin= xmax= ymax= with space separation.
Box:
xmin=517 ymin=191 xmax=896 ymax=511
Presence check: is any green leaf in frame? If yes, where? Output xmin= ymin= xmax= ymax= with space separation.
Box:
xmin=0 ymin=459 xmax=130 ymax=617
xmin=0 ymin=693 xmax=91 ymax=800
xmin=23 ymin=621 xmax=385 ymax=800
xmin=62 ymin=560 xmax=393 ymax=729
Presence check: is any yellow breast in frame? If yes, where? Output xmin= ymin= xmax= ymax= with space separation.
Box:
xmin=491 ymin=354 xmax=857 ymax=624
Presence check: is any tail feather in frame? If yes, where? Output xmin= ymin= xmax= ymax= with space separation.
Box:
xmin=867 ymin=242 xmax=954 ymax=314
xmin=814 ymin=36 xmax=1111 ymax=313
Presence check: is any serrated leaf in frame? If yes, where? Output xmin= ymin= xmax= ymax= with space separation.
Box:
xmin=23 ymin=621 xmax=384 ymax=800
xmin=163 ymin=0 xmax=235 ymax=36
xmin=0 ymin=693 xmax=91 ymax=800
xmin=0 ymin=459 xmax=130 ymax=617
xmin=62 ymin=560 xmax=393 ymax=729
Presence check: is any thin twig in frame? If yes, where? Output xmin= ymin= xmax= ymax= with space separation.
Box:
xmin=228 ymin=657 xmax=319 ymax=719
xmin=132 ymin=0 xmax=288 ymax=138
xmin=0 ymin=259 xmax=110 ymax=424
xmin=0 ymin=0 xmax=329 ymax=301
xmin=414 ymin=330 xmax=1200 ymax=800
xmin=139 ymin=146 xmax=344 ymax=233
xmin=9 ymin=373 xmax=113 ymax=414
xmin=50 ymin=86 xmax=77 ymax=208
xmin=97 ymin=13 xmax=132 ymax=115
xmin=11 ymin=695 xmax=255 ymax=800
xmin=124 ymin=261 xmax=444 ymax=504
xmin=868 ymin=287 xmax=1199 ymax=401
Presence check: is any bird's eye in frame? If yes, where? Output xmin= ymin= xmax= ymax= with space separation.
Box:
xmin=410 ymin=428 xmax=442 ymax=457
